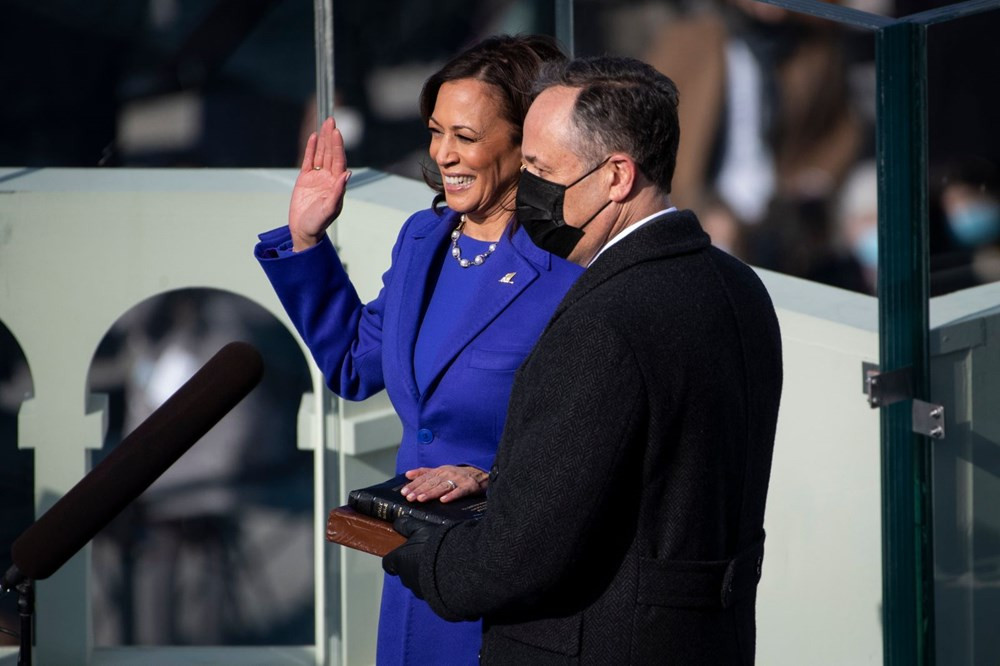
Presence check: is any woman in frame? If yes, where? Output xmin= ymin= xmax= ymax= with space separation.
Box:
xmin=254 ymin=35 xmax=582 ymax=664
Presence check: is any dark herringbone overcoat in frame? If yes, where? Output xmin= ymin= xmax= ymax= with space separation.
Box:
xmin=418 ymin=210 xmax=783 ymax=664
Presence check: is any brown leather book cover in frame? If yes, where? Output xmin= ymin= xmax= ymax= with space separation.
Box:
xmin=326 ymin=505 xmax=405 ymax=557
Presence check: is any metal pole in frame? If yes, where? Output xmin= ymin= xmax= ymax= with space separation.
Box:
xmin=16 ymin=579 xmax=34 ymax=666
xmin=312 ymin=4 xmax=335 ymax=663
xmin=313 ymin=0 xmax=335 ymax=126
xmin=875 ymin=19 xmax=934 ymax=666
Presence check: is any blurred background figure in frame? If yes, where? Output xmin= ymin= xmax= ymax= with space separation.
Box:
xmin=642 ymin=0 xmax=869 ymax=271
xmin=804 ymin=159 xmax=879 ymax=294
xmin=931 ymin=157 xmax=1000 ymax=295
xmin=85 ymin=290 xmax=314 ymax=645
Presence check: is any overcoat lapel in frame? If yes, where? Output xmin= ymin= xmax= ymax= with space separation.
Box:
xmin=550 ymin=210 xmax=710 ymax=323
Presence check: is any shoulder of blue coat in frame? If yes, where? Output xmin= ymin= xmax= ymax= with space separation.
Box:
xmin=403 ymin=205 xmax=459 ymax=238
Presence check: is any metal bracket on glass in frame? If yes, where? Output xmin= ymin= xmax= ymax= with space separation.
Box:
xmin=861 ymin=362 xmax=945 ymax=439
xmin=911 ymin=399 xmax=945 ymax=440
xmin=862 ymin=362 xmax=911 ymax=408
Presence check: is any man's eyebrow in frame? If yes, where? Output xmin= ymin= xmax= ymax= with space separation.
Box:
xmin=523 ymin=154 xmax=546 ymax=169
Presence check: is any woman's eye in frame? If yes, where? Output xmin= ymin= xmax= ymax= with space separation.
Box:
xmin=457 ymin=134 xmax=475 ymax=144
xmin=428 ymin=127 xmax=442 ymax=136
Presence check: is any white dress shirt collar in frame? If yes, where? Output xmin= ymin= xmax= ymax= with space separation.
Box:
xmin=588 ymin=207 xmax=678 ymax=267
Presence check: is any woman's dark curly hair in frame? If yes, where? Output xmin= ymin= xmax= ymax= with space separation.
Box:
xmin=418 ymin=34 xmax=567 ymax=209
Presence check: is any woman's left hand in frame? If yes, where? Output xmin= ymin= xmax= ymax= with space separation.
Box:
xmin=400 ymin=465 xmax=488 ymax=503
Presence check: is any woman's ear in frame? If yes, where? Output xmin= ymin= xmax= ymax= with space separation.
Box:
xmin=607 ymin=154 xmax=637 ymax=203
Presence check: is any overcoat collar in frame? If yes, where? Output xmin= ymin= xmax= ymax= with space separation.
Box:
xmin=392 ymin=208 xmax=547 ymax=399
xmin=551 ymin=209 xmax=710 ymax=320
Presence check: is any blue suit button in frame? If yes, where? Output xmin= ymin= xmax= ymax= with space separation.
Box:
xmin=417 ymin=428 xmax=434 ymax=444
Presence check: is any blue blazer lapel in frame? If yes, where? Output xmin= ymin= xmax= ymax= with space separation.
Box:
xmin=391 ymin=209 xmax=455 ymax=401
xmin=421 ymin=224 xmax=544 ymax=393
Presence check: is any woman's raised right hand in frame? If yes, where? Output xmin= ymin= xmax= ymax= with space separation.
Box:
xmin=289 ymin=117 xmax=352 ymax=252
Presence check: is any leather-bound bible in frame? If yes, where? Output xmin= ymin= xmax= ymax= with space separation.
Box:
xmin=348 ymin=474 xmax=487 ymax=526
xmin=328 ymin=475 xmax=487 ymax=557
xmin=326 ymin=506 xmax=405 ymax=557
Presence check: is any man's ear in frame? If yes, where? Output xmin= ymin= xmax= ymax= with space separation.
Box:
xmin=607 ymin=154 xmax=637 ymax=202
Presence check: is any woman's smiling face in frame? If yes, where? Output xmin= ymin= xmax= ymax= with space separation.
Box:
xmin=428 ymin=78 xmax=523 ymax=225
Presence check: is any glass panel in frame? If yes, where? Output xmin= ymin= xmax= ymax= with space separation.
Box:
xmin=930 ymin=306 xmax=1000 ymax=665
xmin=86 ymin=289 xmax=313 ymax=646
xmin=926 ymin=7 xmax=1000 ymax=665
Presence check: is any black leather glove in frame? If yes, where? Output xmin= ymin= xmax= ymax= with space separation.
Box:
xmin=382 ymin=516 xmax=436 ymax=599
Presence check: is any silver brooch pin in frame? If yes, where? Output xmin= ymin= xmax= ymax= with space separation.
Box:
xmin=499 ymin=272 xmax=516 ymax=284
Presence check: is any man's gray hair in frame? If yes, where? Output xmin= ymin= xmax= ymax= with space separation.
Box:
xmin=535 ymin=57 xmax=680 ymax=193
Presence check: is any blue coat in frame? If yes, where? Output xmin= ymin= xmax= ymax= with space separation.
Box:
xmin=256 ymin=206 xmax=582 ymax=665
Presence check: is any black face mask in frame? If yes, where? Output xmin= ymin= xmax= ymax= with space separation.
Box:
xmin=516 ymin=158 xmax=611 ymax=259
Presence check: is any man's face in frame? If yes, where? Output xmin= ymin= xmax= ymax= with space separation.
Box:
xmin=521 ymin=86 xmax=613 ymax=266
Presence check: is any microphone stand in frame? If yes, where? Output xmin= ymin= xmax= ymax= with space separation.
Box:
xmin=1 ymin=564 xmax=32 ymax=666
xmin=14 ymin=579 xmax=33 ymax=666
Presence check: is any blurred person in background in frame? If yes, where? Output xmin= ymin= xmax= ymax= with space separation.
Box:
xmin=572 ymin=0 xmax=865 ymax=262
xmin=931 ymin=157 xmax=1000 ymax=295
xmin=807 ymin=159 xmax=878 ymax=294
xmin=644 ymin=0 xmax=865 ymax=257
xmin=87 ymin=291 xmax=313 ymax=645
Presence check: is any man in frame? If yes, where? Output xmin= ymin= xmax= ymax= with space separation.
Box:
xmin=383 ymin=56 xmax=782 ymax=665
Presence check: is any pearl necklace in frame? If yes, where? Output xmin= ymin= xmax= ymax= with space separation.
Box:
xmin=450 ymin=215 xmax=498 ymax=267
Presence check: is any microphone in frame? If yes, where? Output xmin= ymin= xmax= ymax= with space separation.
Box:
xmin=2 ymin=341 xmax=263 ymax=590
